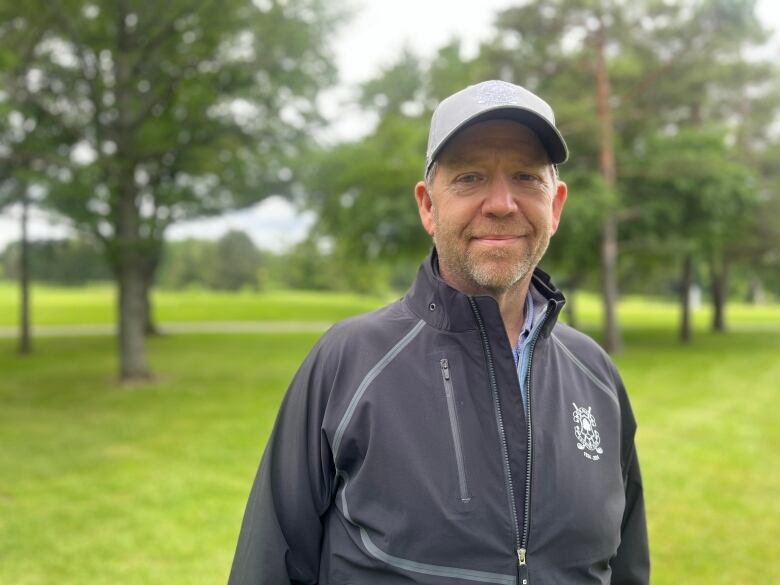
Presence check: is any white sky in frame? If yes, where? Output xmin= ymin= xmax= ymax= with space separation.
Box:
xmin=2 ymin=0 xmax=779 ymax=253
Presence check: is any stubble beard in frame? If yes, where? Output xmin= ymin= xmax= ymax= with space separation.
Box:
xmin=432 ymin=209 xmax=551 ymax=295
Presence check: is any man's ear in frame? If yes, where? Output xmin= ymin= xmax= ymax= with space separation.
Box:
xmin=415 ymin=181 xmax=436 ymax=237
xmin=550 ymin=180 xmax=568 ymax=235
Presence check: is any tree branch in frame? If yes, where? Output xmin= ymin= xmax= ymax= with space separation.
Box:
xmin=131 ymin=0 xmax=214 ymax=76
xmin=128 ymin=68 xmax=187 ymax=131
xmin=46 ymin=0 xmax=107 ymax=150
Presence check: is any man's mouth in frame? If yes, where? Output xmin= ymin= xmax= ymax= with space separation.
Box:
xmin=472 ymin=234 xmax=525 ymax=242
xmin=471 ymin=235 xmax=525 ymax=248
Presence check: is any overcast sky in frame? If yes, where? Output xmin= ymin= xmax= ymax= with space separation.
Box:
xmin=2 ymin=0 xmax=779 ymax=253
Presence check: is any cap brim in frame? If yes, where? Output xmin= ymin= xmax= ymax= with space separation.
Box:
xmin=427 ymin=105 xmax=569 ymax=171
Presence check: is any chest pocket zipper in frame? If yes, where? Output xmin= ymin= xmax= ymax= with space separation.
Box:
xmin=440 ymin=358 xmax=471 ymax=503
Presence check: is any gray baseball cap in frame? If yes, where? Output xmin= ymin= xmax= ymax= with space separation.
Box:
xmin=425 ymin=80 xmax=568 ymax=173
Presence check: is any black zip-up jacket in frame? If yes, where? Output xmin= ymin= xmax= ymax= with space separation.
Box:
xmin=229 ymin=250 xmax=650 ymax=585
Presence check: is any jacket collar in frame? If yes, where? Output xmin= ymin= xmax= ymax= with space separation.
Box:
xmin=404 ymin=247 xmax=566 ymax=338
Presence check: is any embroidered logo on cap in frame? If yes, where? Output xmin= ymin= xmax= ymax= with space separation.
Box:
xmin=474 ymin=80 xmax=523 ymax=106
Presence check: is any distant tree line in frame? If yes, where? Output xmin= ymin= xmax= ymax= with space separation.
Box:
xmin=0 ymin=229 xmax=403 ymax=294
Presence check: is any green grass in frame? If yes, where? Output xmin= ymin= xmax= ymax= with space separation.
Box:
xmin=2 ymin=280 xmax=780 ymax=330
xmin=0 ymin=282 xmax=390 ymax=326
xmin=0 ymin=332 xmax=319 ymax=585
xmin=1 ymin=289 xmax=779 ymax=584
xmin=614 ymin=328 xmax=780 ymax=584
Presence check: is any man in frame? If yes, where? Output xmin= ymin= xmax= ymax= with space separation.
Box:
xmin=229 ymin=80 xmax=649 ymax=585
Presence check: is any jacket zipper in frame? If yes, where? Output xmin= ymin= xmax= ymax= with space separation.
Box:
xmin=518 ymin=305 xmax=552 ymax=585
xmin=469 ymin=296 xmax=554 ymax=585
xmin=439 ymin=358 xmax=471 ymax=503
xmin=467 ymin=297 xmax=524 ymax=582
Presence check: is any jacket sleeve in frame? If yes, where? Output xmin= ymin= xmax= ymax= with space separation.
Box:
xmin=610 ymin=444 xmax=650 ymax=585
xmin=228 ymin=337 xmax=337 ymax=585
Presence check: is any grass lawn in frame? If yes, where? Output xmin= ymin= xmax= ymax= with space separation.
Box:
xmin=1 ymin=291 xmax=779 ymax=584
xmin=1 ymin=332 xmax=318 ymax=585
xmin=0 ymin=282 xmax=390 ymax=326
xmin=1 ymin=280 xmax=779 ymax=330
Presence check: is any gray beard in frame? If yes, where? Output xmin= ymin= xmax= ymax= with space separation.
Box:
xmin=433 ymin=231 xmax=549 ymax=295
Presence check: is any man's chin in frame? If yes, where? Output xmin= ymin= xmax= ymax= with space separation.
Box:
xmin=467 ymin=258 xmax=530 ymax=292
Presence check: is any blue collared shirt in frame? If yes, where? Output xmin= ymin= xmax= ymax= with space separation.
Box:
xmin=512 ymin=288 xmax=543 ymax=413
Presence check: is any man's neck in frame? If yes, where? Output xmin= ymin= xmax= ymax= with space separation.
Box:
xmin=437 ymin=261 xmax=533 ymax=347
xmin=490 ymin=277 xmax=532 ymax=348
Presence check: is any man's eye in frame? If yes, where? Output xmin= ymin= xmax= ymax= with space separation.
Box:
xmin=515 ymin=173 xmax=537 ymax=182
xmin=457 ymin=174 xmax=480 ymax=183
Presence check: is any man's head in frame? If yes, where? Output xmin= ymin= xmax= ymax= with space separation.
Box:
xmin=414 ymin=81 xmax=568 ymax=296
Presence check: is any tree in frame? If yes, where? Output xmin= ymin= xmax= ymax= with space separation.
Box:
xmin=156 ymin=238 xmax=216 ymax=289
xmin=624 ymin=0 xmax=777 ymax=332
xmin=622 ymin=127 xmax=757 ymax=342
xmin=0 ymin=0 xmax=339 ymax=380
xmin=210 ymin=230 xmax=262 ymax=291
xmin=0 ymin=11 xmax=76 ymax=355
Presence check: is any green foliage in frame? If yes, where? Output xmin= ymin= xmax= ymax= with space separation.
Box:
xmin=544 ymin=169 xmax=611 ymax=288
xmin=264 ymin=238 xmax=337 ymax=291
xmin=304 ymin=113 xmax=429 ymax=262
xmin=300 ymin=40 xmax=490 ymax=280
xmin=210 ymin=230 xmax=264 ymax=291
xmin=0 ymin=237 xmax=110 ymax=284
xmin=157 ymin=230 xmax=264 ymax=291
xmin=0 ymin=0 xmax=340 ymax=230
xmin=156 ymin=239 xmax=219 ymax=290
xmin=0 ymin=0 xmax=344 ymax=376
xmin=622 ymin=126 xmax=758 ymax=257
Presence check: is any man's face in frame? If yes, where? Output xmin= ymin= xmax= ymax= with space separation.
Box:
xmin=415 ymin=119 xmax=567 ymax=295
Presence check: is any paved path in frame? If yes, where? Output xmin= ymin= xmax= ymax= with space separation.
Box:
xmin=0 ymin=320 xmax=333 ymax=338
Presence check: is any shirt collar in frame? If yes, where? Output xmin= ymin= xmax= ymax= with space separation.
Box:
xmin=519 ymin=289 xmax=535 ymax=341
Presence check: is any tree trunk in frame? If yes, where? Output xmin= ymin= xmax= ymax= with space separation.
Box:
xmin=142 ymin=281 xmax=157 ymax=336
xmin=563 ymin=276 xmax=582 ymax=330
xmin=680 ymin=253 xmax=694 ymax=344
xmin=600 ymin=215 xmax=622 ymax=352
xmin=18 ymin=193 xmax=32 ymax=355
xmin=142 ymin=253 xmax=161 ymax=336
xmin=710 ymin=254 xmax=729 ymax=333
xmin=118 ymin=256 xmax=150 ymax=381
xmin=745 ymin=277 xmax=765 ymax=304
xmin=114 ymin=156 xmax=150 ymax=380
xmin=114 ymin=2 xmax=150 ymax=382
xmin=594 ymin=15 xmax=622 ymax=354
xmin=564 ymin=284 xmax=578 ymax=329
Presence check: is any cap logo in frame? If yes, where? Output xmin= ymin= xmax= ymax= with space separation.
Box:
xmin=474 ymin=81 xmax=523 ymax=106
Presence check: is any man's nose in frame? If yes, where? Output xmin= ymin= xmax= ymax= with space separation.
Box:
xmin=481 ymin=176 xmax=518 ymax=217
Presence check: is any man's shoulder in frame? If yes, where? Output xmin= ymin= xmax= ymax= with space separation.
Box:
xmin=550 ymin=321 xmax=608 ymax=359
xmin=549 ymin=321 xmax=622 ymax=387
xmin=315 ymin=297 xmax=420 ymax=357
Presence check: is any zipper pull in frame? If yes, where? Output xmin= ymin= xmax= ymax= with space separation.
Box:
xmin=440 ymin=358 xmax=450 ymax=380
xmin=517 ymin=548 xmax=529 ymax=585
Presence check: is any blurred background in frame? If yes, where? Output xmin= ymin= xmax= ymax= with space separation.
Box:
xmin=1 ymin=0 xmax=778 ymax=583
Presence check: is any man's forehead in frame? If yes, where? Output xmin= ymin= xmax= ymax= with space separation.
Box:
xmin=437 ymin=119 xmax=551 ymax=167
